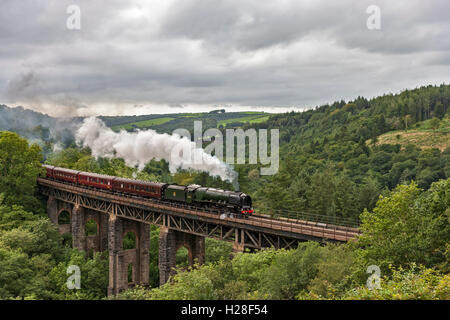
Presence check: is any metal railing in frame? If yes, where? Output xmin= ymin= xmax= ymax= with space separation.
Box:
xmin=257 ymin=208 xmax=361 ymax=228
xmin=38 ymin=178 xmax=361 ymax=242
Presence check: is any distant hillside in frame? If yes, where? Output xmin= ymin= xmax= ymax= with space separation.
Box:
xmin=244 ymin=84 xmax=450 ymax=219
xmin=102 ymin=111 xmax=271 ymax=134
xmin=2 ymin=84 xmax=449 ymax=221
xmin=374 ymin=117 xmax=450 ymax=151
xmin=0 ymin=105 xmax=81 ymax=154
xmin=0 ymin=104 xmax=272 ymax=139
xmin=0 ymin=104 xmax=54 ymax=133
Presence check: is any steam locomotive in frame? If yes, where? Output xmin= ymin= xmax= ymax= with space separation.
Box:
xmin=42 ymin=165 xmax=253 ymax=217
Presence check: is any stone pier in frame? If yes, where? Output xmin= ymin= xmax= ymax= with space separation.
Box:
xmin=108 ymin=214 xmax=150 ymax=295
xmin=158 ymin=226 xmax=205 ymax=286
xmin=46 ymin=197 xmax=209 ymax=295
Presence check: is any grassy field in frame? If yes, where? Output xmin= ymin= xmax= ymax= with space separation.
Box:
xmin=176 ymin=113 xmax=203 ymax=117
xmin=248 ymin=115 xmax=270 ymax=123
xmin=112 ymin=117 xmax=175 ymax=131
xmin=107 ymin=111 xmax=273 ymax=132
xmin=216 ymin=114 xmax=269 ymax=127
xmin=374 ymin=117 xmax=449 ymax=151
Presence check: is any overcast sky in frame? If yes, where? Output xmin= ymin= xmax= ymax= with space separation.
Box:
xmin=0 ymin=0 xmax=449 ymax=117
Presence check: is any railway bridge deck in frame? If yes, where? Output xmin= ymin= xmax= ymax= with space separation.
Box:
xmin=37 ymin=177 xmax=361 ymax=295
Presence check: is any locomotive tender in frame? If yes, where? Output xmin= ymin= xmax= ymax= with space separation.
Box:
xmin=42 ymin=165 xmax=253 ymax=217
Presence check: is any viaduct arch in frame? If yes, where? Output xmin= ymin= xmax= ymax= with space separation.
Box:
xmin=41 ymin=178 xmax=359 ymax=296
xmin=47 ymin=196 xmax=208 ymax=296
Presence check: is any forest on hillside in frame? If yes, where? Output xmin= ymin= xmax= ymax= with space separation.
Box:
xmin=0 ymin=84 xmax=449 ymax=300
xmin=237 ymin=84 xmax=450 ymax=221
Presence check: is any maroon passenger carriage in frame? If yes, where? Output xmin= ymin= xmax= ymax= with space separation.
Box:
xmin=112 ymin=177 xmax=165 ymax=199
xmin=78 ymin=171 xmax=114 ymax=191
xmin=43 ymin=165 xmax=55 ymax=179
xmin=42 ymin=165 xmax=165 ymax=200
xmin=50 ymin=166 xmax=79 ymax=184
xmin=41 ymin=165 xmax=253 ymax=217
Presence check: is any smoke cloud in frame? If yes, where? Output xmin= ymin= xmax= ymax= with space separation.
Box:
xmin=75 ymin=117 xmax=238 ymax=184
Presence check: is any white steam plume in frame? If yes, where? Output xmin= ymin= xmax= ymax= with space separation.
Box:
xmin=75 ymin=117 xmax=238 ymax=185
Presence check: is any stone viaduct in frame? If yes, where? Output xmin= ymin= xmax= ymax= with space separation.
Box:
xmin=47 ymin=197 xmax=208 ymax=296
xmin=40 ymin=177 xmax=359 ymax=296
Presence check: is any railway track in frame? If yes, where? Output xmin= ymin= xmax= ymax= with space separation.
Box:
xmin=38 ymin=177 xmax=361 ymax=242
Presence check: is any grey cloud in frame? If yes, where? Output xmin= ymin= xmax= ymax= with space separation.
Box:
xmin=0 ymin=0 xmax=449 ymax=116
xmin=160 ymin=0 xmax=450 ymax=55
xmin=6 ymin=71 xmax=41 ymax=100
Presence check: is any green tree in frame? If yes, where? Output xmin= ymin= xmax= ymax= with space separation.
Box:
xmin=356 ymin=180 xmax=450 ymax=276
xmin=258 ymin=243 xmax=323 ymax=299
xmin=429 ymin=117 xmax=440 ymax=132
xmin=342 ymin=265 xmax=449 ymax=300
xmin=307 ymin=244 xmax=356 ymax=298
xmin=0 ymin=247 xmax=35 ymax=299
xmin=0 ymin=218 xmax=64 ymax=262
xmin=48 ymin=250 xmax=109 ymax=299
xmin=0 ymin=195 xmax=37 ymax=230
xmin=0 ymin=131 xmax=44 ymax=211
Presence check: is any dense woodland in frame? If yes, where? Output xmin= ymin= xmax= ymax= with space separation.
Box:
xmin=0 ymin=84 xmax=449 ymax=299
xmin=237 ymin=84 xmax=450 ymax=221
